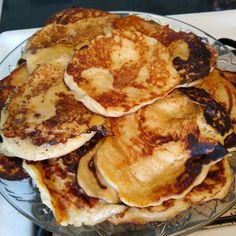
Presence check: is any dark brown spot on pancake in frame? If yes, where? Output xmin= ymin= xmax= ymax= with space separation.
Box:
xmin=176 ymin=143 xmax=227 ymax=193
xmin=179 ymin=87 xmax=232 ymax=136
xmin=224 ymin=133 xmax=236 ymax=150
xmin=187 ymin=133 xmax=217 ymax=158
xmin=88 ymin=157 xmax=107 ymax=190
xmin=114 ymin=16 xmax=213 ymax=84
xmin=76 ymin=133 xmax=104 ymax=158
xmin=17 ymin=58 xmax=26 ymax=66
xmin=173 ymin=33 xmax=211 ymax=84
xmin=0 ymin=154 xmax=29 ymax=180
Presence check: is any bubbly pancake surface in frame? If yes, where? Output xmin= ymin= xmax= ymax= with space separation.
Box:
xmin=23 ymin=145 xmax=126 ymax=226
xmin=1 ymin=64 xmax=105 ymax=160
xmin=96 ymin=90 xmax=229 ymax=207
xmin=65 ymin=29 xmax=181 ymax=117
xmin=114 ymin=15 xmax=215 ymax=84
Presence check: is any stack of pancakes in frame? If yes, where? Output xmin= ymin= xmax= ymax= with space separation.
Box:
xmin=0 ymin=8 xmax=235 ymax=227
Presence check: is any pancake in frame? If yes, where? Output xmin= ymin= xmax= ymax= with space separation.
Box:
xmin=0 ymin=63 xmax=30 ymax=155
xmin=108 ymin=158 xmax=232 ymax=225
xmin=77 ymin=140 xmax=120 ymax=203
xmin=0 ymin=64 xmax=105 ymax=160
xmin=65 ymin=29 xmax=181 ymax=117
xmin=46 ymin=8 xmax=110 ymax=25
xmin=0 ymin=63 xmax=29 ymax=111
xmin=109 ymin=199 xmax=190 ymax=225
xmin=197 ymin=69 xmax=236 ymax=151
xmin=25 ymin=13 xmax=119 ymax=51
xmin=95 ymin=90 xmax=229 ymax=207
xmin=23 ymin=146 xmax=126 ymax=226
xmin=222 ymin=70 xmax=236 ymax=88
xmin=24 ymin=9 xmax=119 ymax=74
xmin=25 ymin=44 xmax=74 ymax=74
xmin=185 ymin=157 xmax=232 ymax=203
xmin=114 ymin=15 xmax=216 ymax=85
xmin=0 ymin=154 xmax=28 ymax=180
xmin=0 ymin=63 xmax=30 ymax=179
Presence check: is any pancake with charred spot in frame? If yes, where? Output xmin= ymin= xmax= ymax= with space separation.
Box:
xmin=179 ymin=86 xmax=233 ymax=140
xmin=76 ymin=136 xmax=231 ymax=225
xmin=95 ymin=89 xmax=230 ymax=207
xmin=23 ymin=134 xmax=126 ymax=227
xmin=114 ymin=15 xmax=216 ymax=85
xmin=0 ymin=63 xmax=105 ymax=161
xmin=220 ymin=70 xmax=236 ymax=150
xmin=108 ymin=157 xmax=232 ymax=225
xmin=0 ymin=63 xmax=29 ymax=180
xmin=195 ymin=69 xmax=236 ymax=151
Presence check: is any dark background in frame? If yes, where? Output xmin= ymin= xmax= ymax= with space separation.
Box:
xmin=1 ymin=0 xmax=236 ymax=32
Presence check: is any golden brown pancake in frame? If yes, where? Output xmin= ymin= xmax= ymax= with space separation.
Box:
xmin=23 ymin=141 xmax=126 ymax=226
xmin=24 ymin=9 xmax=119 ymax=74
xmin=109 ymin=199 xmax=190 ymax=225
xmin=95 ymin=90 xmax=229 ymax=207
xmin=25 ymin=44 xmax=74 ymax=74
xmin=65 ymin=29 xmax=181 ymax=117
xmin=197 ymin=69 xmax=236 ymax=151
xmin=0 ymin=64 xmax=30 ymax=180
xmin=1 ymin=64 xmax=105 ymax=160
xmin=25 ymin=14 xmax=119 ymax=51
xmin=46 ymin=8 xmax=110 ymax=25
xmin=0 ymin=63 xmax=29 ymax=111
xmin=108 ymin=158 xmax=232 ymax=225
xmin=77 ymin=140 xmax=120 ymax=203
xmin=114 ymin=15 xmax=216 ymax=84
xmin=222 ymin=70 xmax=236 ymax=88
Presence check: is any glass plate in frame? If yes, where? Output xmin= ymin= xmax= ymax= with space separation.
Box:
xmin=0 ymin=11 xmax=236 ymax=236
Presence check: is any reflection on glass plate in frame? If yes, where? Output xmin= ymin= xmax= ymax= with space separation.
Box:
xmin=0 ymin=12 xmax=236 ymax=236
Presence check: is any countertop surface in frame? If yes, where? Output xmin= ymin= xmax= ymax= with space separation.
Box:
xmin=1 ymin=3 xmax=236 ymax=236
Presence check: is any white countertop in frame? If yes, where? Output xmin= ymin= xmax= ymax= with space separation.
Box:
xmin=0 ymin=9 xmax=236 ymax=236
